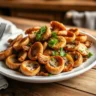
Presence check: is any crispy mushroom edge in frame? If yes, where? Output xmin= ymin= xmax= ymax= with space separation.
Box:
xmin=45 ymin=56 xmax=64 ymax=74
xmin=20 ymin=60 xmax=40 ymax=76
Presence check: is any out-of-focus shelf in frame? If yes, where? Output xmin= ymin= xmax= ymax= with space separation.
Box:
xmin=0 ymin=0 xmax=96 ymax=11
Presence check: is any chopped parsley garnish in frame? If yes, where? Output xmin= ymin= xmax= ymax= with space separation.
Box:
xmin=36 ymin=26 xmax=47 ymax=40
xmin=48 ymin=38 xmax=58 ymax=47
xmin=52 ymin=32 xmax=57 ymax=38
xmin=52 ymin=51 xmax=58 ymax=56
xmin=59 ymin=48 xmax=66 ymax=57
xmin=88 ymin=52 xmax=93 ymax=58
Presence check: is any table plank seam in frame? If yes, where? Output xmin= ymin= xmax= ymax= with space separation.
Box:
xmin=55 ymin=83 xmax=96 ymax=96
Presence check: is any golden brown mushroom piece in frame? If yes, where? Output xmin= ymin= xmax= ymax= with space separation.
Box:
xmin=62 ymin=54 xmax=74 ymax=72
xmin=75 ymin=43 xmax=89 ymax=56
xmin=43 ymin=49 xmax=52 ymax=56
xmin=84 ymin=41 xmax=92 ymax=48
xmin=50 ymin=21 xmax=67 ymax=36
xmin=6 ymin=54 xmax=21 ymax=69
xmin=64 ymin=41 xmax=80 ymax=52
xmin=13 ymin=37 xmax=30 ymax=51
xmin=69 ymin=51 xmax=83 ymax=67
xmin=27 ymin=27 xmax=40 ymax=40
xmin=64 ymin=31 xmax=76 ymax=43
xmin=25 ymin=27 xmax=40 ymax=34
xmin=45 ymin=56 xmax=64 ymax=74
xmin=43 ymin=42 xmax=48 ymax=51
xmin=21 ymin=45 xmax=30 ymax=51
xmin=10 ymin=34 xmax=23 ymax=46
xmin=38 ymin=53 xmax=50 ymax=64
xmin=76 ymin=33 xmax=87 ymax=43
xmin=20 ymin=60 xmax=40 ymax=76
xmin=28 ymin=42 xmax=43 ymax=60
xmin=68 ymin=28 xmax=80 ymax=35
xmin=0 ymin=47 xmax=13 ymax=60
xmin=48 ymin=36 xmax=66 ymax=50
xmin=42 ymin=26 xmax=51 ymax=41
xmin=18 ymin=51 xmax=27 ymax=62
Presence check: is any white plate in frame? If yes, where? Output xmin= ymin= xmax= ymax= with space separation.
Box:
xmin=0 ymin=30 xmax=96 ymax=83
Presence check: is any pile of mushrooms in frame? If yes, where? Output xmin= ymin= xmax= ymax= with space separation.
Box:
xmin=0 ymin=21 xmax=92 ymax=76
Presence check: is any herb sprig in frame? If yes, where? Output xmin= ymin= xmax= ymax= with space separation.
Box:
xmin=36 ymin=26 xmax=47 ymax=40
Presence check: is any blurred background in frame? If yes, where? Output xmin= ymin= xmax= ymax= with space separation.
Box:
xmin=0 ymin=0 xmax=96 ymax=30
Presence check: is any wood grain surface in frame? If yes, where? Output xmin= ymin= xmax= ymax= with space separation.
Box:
xmin=0 ymin=0 xmax=96 ymax=11
xmin=0 ymin=15 xmax=96 ymax=96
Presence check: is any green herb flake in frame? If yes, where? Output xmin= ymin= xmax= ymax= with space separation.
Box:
xmin=48 ymin=73 xmax=53 ymax=76
xmin=60 ymin=48 xmax=66 ymax=57
xmin=36 ymin=26 xmax=47 ymax=40
xmin=48 ymin=38 xmax=58 ymax=47
xmin=52 ymin=51 xmax=58 ymax=56
xmin=88 ymin=52 xmax=93 ymax=58
xmin=52 ymin=32 xmax=57 ymax=38
xmin=36 ymin=34 xmax=41 ymax=40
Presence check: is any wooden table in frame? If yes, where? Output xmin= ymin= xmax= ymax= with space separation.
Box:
xmin=0 ymin=15 xmax=96 ymax=96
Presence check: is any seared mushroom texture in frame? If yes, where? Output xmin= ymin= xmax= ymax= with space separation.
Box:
xmin=64 ymin=31 xmax=76 ymax=43
xmin=45 ymin=56 xmax=64 ymax=74
xmin=63 ymin=54 xmax=74 ymax=72
xmin=76 ymin=33 xmax=87 ymax=43
xmin=48 ymin=36 xmax=66 ymax=50
xmin=13 ymin=37 xmax=30 ymax=51
xmin=20 ymin=60 xmax=40 ymax=76
xmin=69 ymin=52 xmax=83 ymax=67
xmin=28 ymin=42 xmax=43 ymax=60
xmin=75 ymin=43 xmax=89 ymax=56
xmin=0 ymin=47 xmax=13 ymax=60
xmin=6 ymin=54 xmax=21 ymax=69
xmin=10 ymin=34 xmax=23 ymax=46
xmin=37 ymin=53 xmax=50 ymax=64
xmin=68 ymin=28 xmax=80 ymax=36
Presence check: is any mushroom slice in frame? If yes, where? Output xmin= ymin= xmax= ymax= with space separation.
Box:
xmin=42 ymin=26 xmax=51 ymax=40
xmin=68 ymin=28 xmax=79 ymax=35
xmin=45 ymin=56 xmax=64 ymax=74
xmin=50 ymin=21 xmax=66 ymax=31
xmin=48 ymin=36 xmax=66 ymax=50
xmin=50 ymin=21 xmax=67 ymax=35
xmin=20 ymin=60 xmax=40 ymax=76
xmin=25 ymin=27 xmax=40 ymax=34
xmin=28 ymin=42 xmax=43 ymax=60
xmin=38 ymin=53 xmax=50 ymax=64
xmin=57 ymin=30 xmax=67 ymax=36
xmin=44 ymin=49 xmax=52 ymax=56
xmin=6 ymin=54 xmax=21 ymax=69
xmin=0 ymin=51 xmax=5 ymax=60
xmin=8 ymin=39 xmax=13 ymax=44
xmin=76 ymin=33 xmax=87 ymax=43
xmin=43 ymin=42 xmax=48 ymax=51
xmin=18 ymin=51 xmax=27 ymax=62
xmin=0 ymin=47 xmax=13 ymax=60
xmin=75 ymin=43 xmax=89 ymax=56
xmin=10 ymin=34 xmax=23 ymax=46
xmin=64 ymin=41 xmax=79 ymax=51
xmin=64 ymin=31 xmax=76 ymax=43
xmin=69 ymin=51 xmax=83 ymax=67
xmin=13 ymin=37 xmax=30 ymax=51
xmin=62 ymin=54 xmax=74 ymax=72
xmin=21 ymin=45 xmax=30 ymax=51
xmin=84 ymin=41 xmax=92 ymax=48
